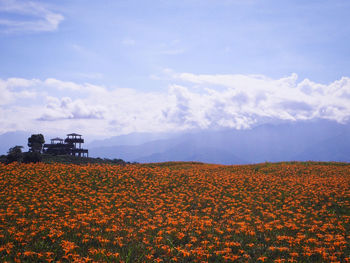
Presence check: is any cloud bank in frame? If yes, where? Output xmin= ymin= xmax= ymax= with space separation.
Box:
xmin=0 ymin=0 xmax=63 ymax=33
xmin=0 ymin=72 xmax=350 ymax=137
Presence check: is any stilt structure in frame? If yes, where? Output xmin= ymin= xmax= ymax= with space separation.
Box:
xmin=65 ymin=133 xmax=89 ymax=157
xmin=43 ymin=133 xmax=89 ymax=157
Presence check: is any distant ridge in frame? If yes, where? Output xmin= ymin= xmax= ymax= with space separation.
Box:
xmin=88 ymin=120 xmax=350 ymax=164
xmin=0 ymin=131 xmax=31 ymax=155
xmin=1 ymin=120 xmax=349 ymax=164
xmin=87 ymin=132 xmax=174 ymax=148
xmin=135 ymin=143 xmax=247 ymax=164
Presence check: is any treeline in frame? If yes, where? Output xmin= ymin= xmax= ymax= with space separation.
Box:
xmin=1 ymin=134 xmax=45 ymax=164
xmin=1 ymin=146 xmax=42 ymax=164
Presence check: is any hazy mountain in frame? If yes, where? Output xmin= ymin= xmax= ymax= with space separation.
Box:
xmin=89 ymin=120 xmax=350 ymax=164
xmin=89 ymin=135 xmax=185 ymax=161
xmin=2 ymin=120 xmax=349 ymax=164
xmin=294 ymin=131 xmax=350 ymax=162
xmin=87 ymin=132 xmax=176 ymax=148
xmin=135 ymin=143 xmax=247 ymax=164
xmin=0 ymin=131 xmax=61 ymax=155
xmin=0 ymin=131 xmax=31 ymax=155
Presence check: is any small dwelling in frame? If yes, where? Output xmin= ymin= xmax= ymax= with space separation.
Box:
xmin=43 ymin=133 xmax=89 ymax=157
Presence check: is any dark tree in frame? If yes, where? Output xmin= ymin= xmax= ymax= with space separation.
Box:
xmin=28 ymin=134 xmax=45 ymax=153
xmin=23 ymin=151 xmax=42 ymax=163
xmin=7 ymin=146 xmax=23 ymax=163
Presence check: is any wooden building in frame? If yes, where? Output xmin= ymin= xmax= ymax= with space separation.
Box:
xmin=43 ymin=133 xmax=89 ymax=157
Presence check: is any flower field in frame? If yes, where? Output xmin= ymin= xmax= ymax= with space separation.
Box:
xmin=0 ymin=162 xmax=349 ymax=262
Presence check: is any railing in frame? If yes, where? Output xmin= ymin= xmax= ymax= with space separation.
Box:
xmin=65 ymin=138 xmax=84 ymax=144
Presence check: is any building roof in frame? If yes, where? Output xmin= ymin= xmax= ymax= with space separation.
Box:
xmin=67 ymin=133 xmax=82 ymax=137
xmin=51 ymin=137 xmax=63 ymax=141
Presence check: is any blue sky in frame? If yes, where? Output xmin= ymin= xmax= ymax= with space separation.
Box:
xmin=1 ymin=0 xmax=350 ymax=138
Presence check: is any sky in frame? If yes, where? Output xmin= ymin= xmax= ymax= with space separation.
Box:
xmin=1 ymin=0 xmax=350 ymax=139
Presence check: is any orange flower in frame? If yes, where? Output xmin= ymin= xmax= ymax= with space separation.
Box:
xmin=0 ymin=162 xmax=349 ymax=262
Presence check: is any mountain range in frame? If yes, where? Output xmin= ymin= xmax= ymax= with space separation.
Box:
xmin=0 ymin=131 xmax=31 ymax=155
xmin=87 ymin=120 xmax=350 ymax=164
xmin=1 ymin=120 xmax=349 ymax=164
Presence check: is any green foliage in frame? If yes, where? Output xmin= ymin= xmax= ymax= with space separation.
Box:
xmin=28 ymin=134 xmax=45 ymax=153
xmin=1 ymin=152 xmax=128 ymax=165
xmin=41 ymin=154 xmax=129 ymax=165
xmin=23 ymin=151 xmax=42 ymax=163
xmin=6 ymin=145 xmax=23 ymax=163
xmin=0 ymin=155 xmax=6 ymax=163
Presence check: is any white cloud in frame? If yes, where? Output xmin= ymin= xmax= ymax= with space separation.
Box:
xmin=0 ymin=72 xmax=350 ymax=137
xmin=44 ymin=78 xmax=83 ymax=91
xmin=167 ymin=72 xmax=350 ymax=125
xmin=0 ymin=78 xmax=37 ymax=105
xmin=0 ymin=0 xmax=64 ymax=33
xmin=5 ymin=77 xmax=40 ymax=88
xmin=38 ymin=97 xmax=106 ymax=121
